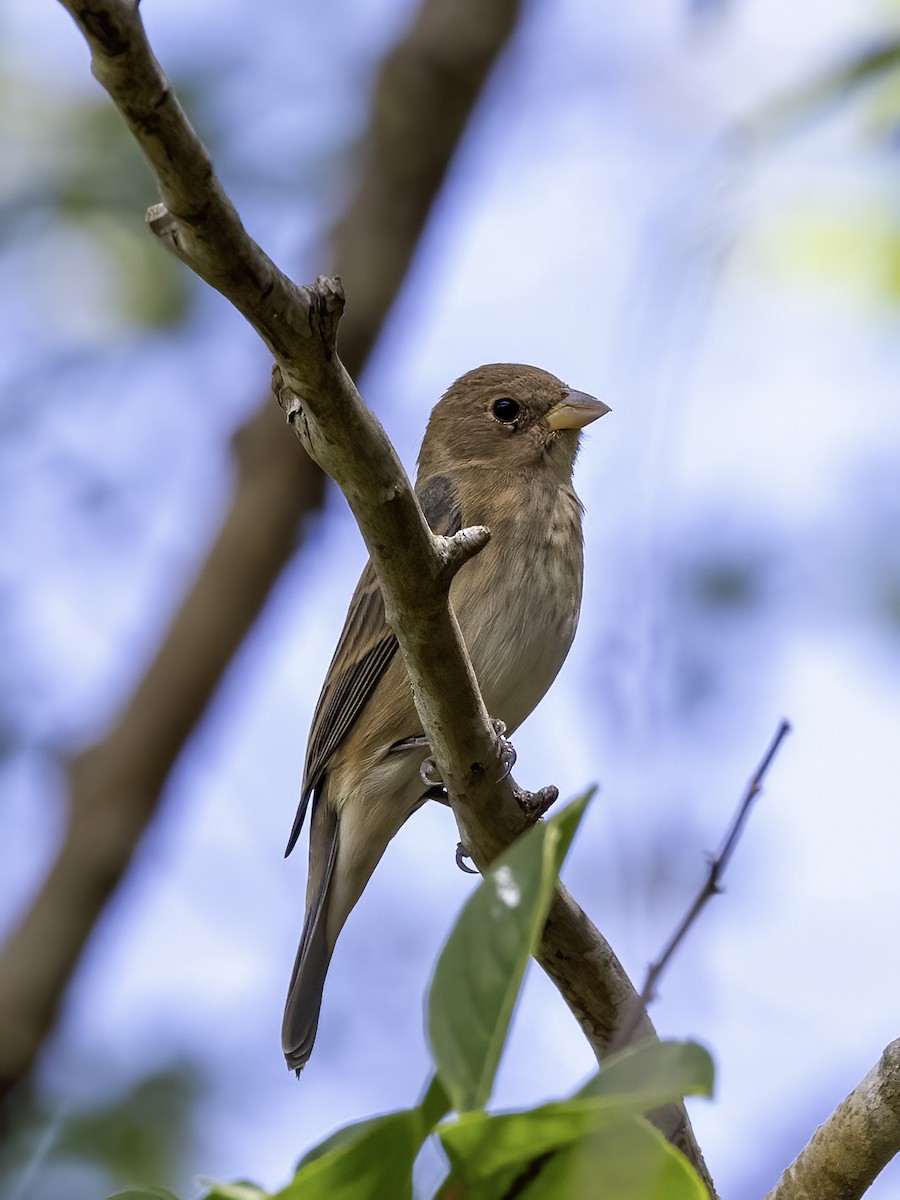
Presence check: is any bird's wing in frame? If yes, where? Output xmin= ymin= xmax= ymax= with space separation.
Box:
xmin=284 ymin=474 xmax=462 ymax=855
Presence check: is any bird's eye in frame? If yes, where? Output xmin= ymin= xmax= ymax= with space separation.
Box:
xmin=492 ymin=397 xmax=520 ymax=423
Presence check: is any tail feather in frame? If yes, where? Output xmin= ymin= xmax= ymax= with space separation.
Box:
xmin=282 ymin=800 xmax=339 ymax=1074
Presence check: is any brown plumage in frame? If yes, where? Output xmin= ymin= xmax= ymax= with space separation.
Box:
xmin=282 ymin=363 xmax=609 ymax=1073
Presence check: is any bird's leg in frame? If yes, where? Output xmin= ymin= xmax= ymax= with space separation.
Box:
xmin=425 ymin=785 xmax=477 ymax=874
xmin=391 ymin=733 xmax=429 ymax=754
xmin=404 ymin=749 xmax=473 ymax=872
xmin=416 ymin=718 xmax=514 ymax=786
xmin=424 ymin=774 xmax=477 ymax=875
xmin=455 ymin=843 xmax=479 ymax=875
xmin=419 ymin=756 xmax=443 ymax=788
xmin=491 ymin=718 xmax=517 ymax=781
xmin=390 ymin=734 xmax=444 ymax=789
xmin=403 ymin=725 xmax=550 ymax=868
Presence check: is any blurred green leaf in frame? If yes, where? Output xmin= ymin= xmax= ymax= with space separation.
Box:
xmin=109 ymin=1190 xmax=182 ymax=1200
xmin=0 ymin=1064 xmax=202 ymax=1200
xmin=428 ymin=791 xmax=593 ymax=1113
xmin=54 ymin=98 xmax=156 ymax=219
xmin=742 ymin=36 xmax=900 ymax=141
xmin=0 ymin=85 xmax=194 ymax=330
xmin=758 ymin=212 xmax=900 ymax=308
xmin=55 ymin=1067 xmax=200 ymax=1186
xmin=578 ymin=1039 xmax=714 ymax=1105
xmin=76 ymin=212 xmax=193 ymax=328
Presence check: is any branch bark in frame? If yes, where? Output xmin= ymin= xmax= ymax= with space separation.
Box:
xmin=766 ymin=1040 xmax=900 ymax=1200
xmin=0 ymin=0 xmax=522 ymax=1102
xmin=4 ymin=3 xmax=717 ymax=1193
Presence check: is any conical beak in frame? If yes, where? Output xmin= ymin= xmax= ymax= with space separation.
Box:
xmin=545 ymin=390 xmax=611 ymax=431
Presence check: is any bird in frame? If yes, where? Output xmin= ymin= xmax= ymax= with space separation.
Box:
xmin=281 ymin=362 xmax=609 ymax=1073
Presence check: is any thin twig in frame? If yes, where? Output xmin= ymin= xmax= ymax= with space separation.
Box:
xmin=611 ymin=718 xmax=792 ymax=1052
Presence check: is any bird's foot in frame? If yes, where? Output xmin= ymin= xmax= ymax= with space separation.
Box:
xmin=514 ymin=783 xmax=559 ymax=823
xmin=491 ymin=718 xmax=517 ymax=781
xmin=408 ymin=722 xmax=514 ymax=785
xmin=455 ymin=843 xmax=479 ymax=875
xmin=392 ymin=733 xmax=429 ymax=754
xmin=420 ymin=756 xmax=443 ymax=788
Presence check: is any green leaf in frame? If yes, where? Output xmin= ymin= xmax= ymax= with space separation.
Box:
xmin=292 ymin=1073 xmax=449 ymax=1179
xmin=437 ymin=1039 xmax=712 ymax=1190
xmin=276 ymin=1108 xmax=425 ymax=1200
xmin=108 ymin=1190 xmax=182 ymax=1200
xmin=202 ymin=1186 xmax=268 ymax=1200
xmin=440 ymin=1097 xmax=631 ymax=1185
xmin=292 ymin=1114 xmax=396 ymax=1173
xmin=578 ymin=1039 xmax=714 ymax=1106
xmin=418 ymin=1074 xmax=452 ymax=1130
xmin=210 ymin=1079 xmax=447 ymax=1200
xmin=428 ymin=790 xmax=593 ymax=1112
xmin=514 ymin=1116 xmax=709 ymax=1200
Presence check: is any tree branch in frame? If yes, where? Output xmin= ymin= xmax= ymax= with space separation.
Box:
xmin=7 ymin=2 xmax=718 ymax=1191
xmin=766 ymin=1040 xmax=900 ymax=1200
xmin=0 ymin=0 xmax=523 ymax=1102
xmin=612 ymin=719 xmax=792 ymax=1052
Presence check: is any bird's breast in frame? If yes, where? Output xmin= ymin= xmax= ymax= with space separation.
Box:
xmin=453 ymin=483 xmax=584 ymax=734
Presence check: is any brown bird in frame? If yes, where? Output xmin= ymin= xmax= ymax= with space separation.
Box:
xmin=282 ymin=363 xmax=609 ymax=1072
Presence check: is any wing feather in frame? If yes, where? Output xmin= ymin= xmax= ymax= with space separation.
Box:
xmin=284 ymin=474 xmax=462 ymax=855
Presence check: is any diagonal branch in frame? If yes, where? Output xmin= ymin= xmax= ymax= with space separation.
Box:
xmin=766 ymin=1040 xmax=900 ymax=1200
xmin=7 ymin=3 xmax=717 ymax=1191
xmin=0 ymin=0 xmax=523 ymax=1103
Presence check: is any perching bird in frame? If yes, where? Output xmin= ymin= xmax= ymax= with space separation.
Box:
xmin=282 ymin=363 xmax=609 ymax=1073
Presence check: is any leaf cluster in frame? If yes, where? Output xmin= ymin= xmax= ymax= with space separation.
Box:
xmin=111 ymin=795 xmax=713 ymax=1200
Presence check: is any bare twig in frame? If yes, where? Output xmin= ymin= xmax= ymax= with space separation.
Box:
xmin=0 ymin=0 xmax=523 ymax=1101
xmin=766 ymin=1039 xmax=900 ymax=1200
xmin=640 ymin=718 xmax=791 ymax=1006
xmin=611 ymin=718 xmax=792 ymax=1053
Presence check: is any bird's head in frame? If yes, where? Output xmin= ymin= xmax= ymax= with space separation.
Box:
xmin=417 ymin=363 xmax=609 ymax=482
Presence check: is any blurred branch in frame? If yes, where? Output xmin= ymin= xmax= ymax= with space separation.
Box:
xmin=8 ymin=2 xmax=721 ymax=1190
xmin=0 ymin=0 xmax=522 ymax=1102
xmin=766 ymin=1040 xmax=900 ymax=1200
xmin=612 ymin=719 xmax=792 ymax=1052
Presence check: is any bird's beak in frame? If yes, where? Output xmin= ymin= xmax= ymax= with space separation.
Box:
xmin=545 ymin=390 xmax=611 ymax=431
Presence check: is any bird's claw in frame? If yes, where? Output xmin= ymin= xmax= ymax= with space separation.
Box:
xmin=491 ymin=718 xmax=517 ymax=782
xmin=420 ymin=757 xmax=443 ymax=788
xmin=515 ymin=784 xmax=559 ymax=823
xmin=456 ymin=843 xmax=479 ymax=874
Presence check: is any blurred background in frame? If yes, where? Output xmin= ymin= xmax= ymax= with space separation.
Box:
xmin=2 ymin=0 xmax=900 ymax=1197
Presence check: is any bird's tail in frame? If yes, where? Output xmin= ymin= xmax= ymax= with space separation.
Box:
xmin=281 ymin=799 xmax=339 ymax=1074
